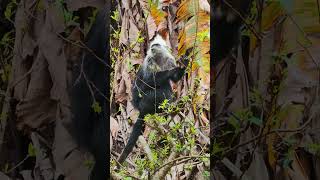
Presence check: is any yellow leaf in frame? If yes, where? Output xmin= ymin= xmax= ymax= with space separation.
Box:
xmin=267 ymin=133 xmax=277 ymax=169
xmin=261 ymin=2 xmax=284 ymax=30
xmin=250 ymin=2 xmax=284 ymax=53
xmin=150 ymin=3 xmax=167 ymax=27
xmin=176 ymin=0 xmax=194 ymax=22
xmin=178 ymin=29 xmax=187 ymax=56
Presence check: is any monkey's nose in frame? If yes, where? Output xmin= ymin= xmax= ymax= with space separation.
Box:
xmin=151 ymin=44 xmax=161 ymax=54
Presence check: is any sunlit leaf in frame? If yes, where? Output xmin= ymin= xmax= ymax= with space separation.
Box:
xmin=28 ymin=143 xmax=36 ymax=157
xmin=150 ymin=2 xmax=167 ymax=26
xmin=92 ymin=101 xmax=102 ymax=113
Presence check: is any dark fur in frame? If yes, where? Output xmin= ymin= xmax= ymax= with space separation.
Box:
xmin=117 ymin=39 xmax=188 ymax=164
xmin=71 ymin=6 xmax=108 ymax=180
xmin=212 ymin=0 xmax=253 ymax=64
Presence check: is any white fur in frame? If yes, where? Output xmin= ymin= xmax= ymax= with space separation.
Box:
xmin=142 ymin=34 xmax=176 ymax=73
xmin=215 ymin=6 xmax=223 ymax=19
xmin=213 ymin=5 xmax=236 ymax=23
xmin=226 ymin=10 xmax=236 ymax=23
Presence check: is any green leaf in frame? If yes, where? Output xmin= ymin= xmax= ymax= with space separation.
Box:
xmin=160 ymin=146 xmax=169 ymax=156
xmin=148 ymin=131 xmax=156 ymax=142
xmin=92 ymin=101 xmax=102 ymax=113
xmin=171 ymin=123 xmax=182 ymax=131
xmin=28 ymin=143 xmax=36 ymax=157
xmin=137 ymin=32 xmax=144 ymax=43
xmin=4 ymin=3 xmax=13 ymax=20
xmin=175 ymin=142 xmax=184 ymax=152
xmin=84 ymin=158 xmax=94 ymax=169
xmin=1 ymin=31 xmax=13 ymax=44
xmin=279 ymin=0 xmax=294 ymax=14
xmin=203 ymin=170 xmax=210 ymax=177
xmin=228 ymin=116 xmax=240 ymax=131
xmin=282 ymin=157 xmax=293 ymax=168
xmin=111 ymin=10 xmax=119 ymax=21
xmin=211 ymin=142 xmax=224 ymax=155
xmin=197 ymin=29 xmax=209 ymax=42
xmin=307 ymin=143 xmax=320 ymax=155
xmin=0 ymin=112 xmax=7 ymax=122
xmin=248 ymin=116 xmax=263 ymax=126
xmin=159 ymin=99 xmax=169 ymax=109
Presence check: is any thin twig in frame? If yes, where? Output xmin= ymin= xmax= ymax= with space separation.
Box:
xmin=152 ymin=155 xmax=208 ymax=175
xmin=297 ymin=40 xmax=320 ymax=85
xmin=317 ymin=0 xmax=320 ymax=24
xmin=6 ymin=155 xmax=30 ymax=173
xmin=56 ymin=33 xmax=111 ymax=69
xmin=225 ymin=115 xmax=314 ymax=154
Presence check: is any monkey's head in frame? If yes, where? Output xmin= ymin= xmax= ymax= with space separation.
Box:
xmin=142 ymin=35 xmax=176 ymax=74
xmin=213 ymin=0 xmax=252 ymax=24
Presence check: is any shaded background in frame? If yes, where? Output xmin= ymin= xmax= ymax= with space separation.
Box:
xmin=213 ymin=0 xmax=320 ymax=179
xmin=0 ymin=0 xmax=108 ymax=179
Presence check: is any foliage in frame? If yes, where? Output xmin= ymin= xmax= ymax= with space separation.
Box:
xmin=110 ymin=0 xmax=210 ymax=179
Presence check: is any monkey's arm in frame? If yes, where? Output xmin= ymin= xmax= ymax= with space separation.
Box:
xmin=165 ymin=55 xmax=189 ymax=83
xmin=143 ymin=56 xmax=189 ymax=85
xmin=138 ymin=68 xmax=183 ymax=87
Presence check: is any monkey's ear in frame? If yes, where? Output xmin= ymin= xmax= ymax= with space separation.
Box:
xmin=185 ymin=47 xmax=193 ymax=56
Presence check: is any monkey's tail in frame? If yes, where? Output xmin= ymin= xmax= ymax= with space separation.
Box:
xmin=70 ymin=5 xmax=108 ymax=179
xmin=118 ymin=114 xmax=145 ymax=164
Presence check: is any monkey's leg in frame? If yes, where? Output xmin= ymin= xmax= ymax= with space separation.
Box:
xmin=118 ymin=115 xmax=145 ymax=164
xmin=89 ymin=110 xmax=107 ymax=179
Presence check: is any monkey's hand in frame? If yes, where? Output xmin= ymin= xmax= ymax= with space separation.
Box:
xmin=178 ymin=48 xmax=192 ymax=68
xmin=180 ymin=55 xmax=189 ymax=68
xmin=169 ymin=66 xmax=187 ymax=83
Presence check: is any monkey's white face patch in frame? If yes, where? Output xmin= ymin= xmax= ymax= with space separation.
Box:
xmin=143 ymin=34 xmax=176 ymax=74
xmin=215 ymin=6 xmax=223 ymax=19
xmin=213 ymin=4 xmax=237 ymax=23
xmin=147 ymin=35 xmax=175 ymax=61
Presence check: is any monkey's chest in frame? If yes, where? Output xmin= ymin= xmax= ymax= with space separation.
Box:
xmin=135 ymin=85 xmax=174 ymax=114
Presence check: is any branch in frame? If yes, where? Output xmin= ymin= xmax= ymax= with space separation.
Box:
xmin=221 ymin=158 xmax=251 ymax=180
xmin=225 ymin=114 xmax=314 ymax=154
xmin=152 ymin=155 xmax=208 ymax=176
xmin=138 ymin=136 xmax=154 ymax=162
xmin=152 ymin=151 xmax=178 ymax=180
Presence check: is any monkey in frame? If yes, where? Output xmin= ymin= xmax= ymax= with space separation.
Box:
xmin=212 ymin=0 xmax=253 ymax=64
xmin=117 ymin=34 xmax=189 ymax=164
xmin=70 ymin=6 xmax=108 ymax=180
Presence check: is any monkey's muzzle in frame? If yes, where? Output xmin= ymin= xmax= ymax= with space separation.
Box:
xmin=151 ymin=48 xmax=176 ymax=70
